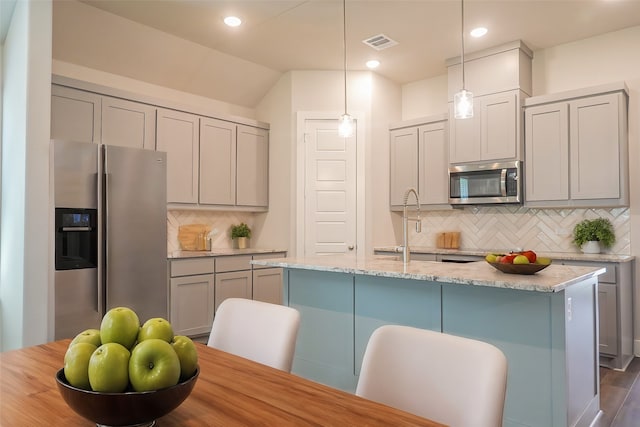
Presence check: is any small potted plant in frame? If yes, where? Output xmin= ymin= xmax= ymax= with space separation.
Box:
xmin=230 ymin=223 xmax=251 ymax=249
xmin=572 ymin=218 xmax=615 ymax=254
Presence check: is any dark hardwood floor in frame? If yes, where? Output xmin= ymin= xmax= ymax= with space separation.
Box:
xmin=596 ymin=358 xmax=640 ymax=426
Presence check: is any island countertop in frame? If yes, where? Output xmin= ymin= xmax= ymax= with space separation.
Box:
xmin=251 ymin=255 xmax=605 ymax=293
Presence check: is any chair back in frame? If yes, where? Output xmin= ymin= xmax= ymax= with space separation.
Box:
xmin=356 ymin=324 xmax=507 ymax=427
xmin=207 ymin=298 xmax=301 ymax=372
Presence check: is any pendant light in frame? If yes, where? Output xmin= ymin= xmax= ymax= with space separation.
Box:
xmin=338 ymin=0 xmax=354 ymax=137
xmin=454 ymin=0 xmax=473 ymax=119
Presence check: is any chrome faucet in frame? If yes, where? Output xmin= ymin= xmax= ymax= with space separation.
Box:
xmin=401 ymin=188 xmax=422 ymax=264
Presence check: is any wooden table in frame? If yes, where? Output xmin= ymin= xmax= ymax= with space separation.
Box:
xmin=0 ymin=340 xmax=443 ymax=426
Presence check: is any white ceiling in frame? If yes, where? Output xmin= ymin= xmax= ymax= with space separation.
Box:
xmin=68 ymin=0 xmax=640 ymax=107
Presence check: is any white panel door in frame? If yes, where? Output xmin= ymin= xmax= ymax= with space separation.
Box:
xmin=304 ymin=119 xmax=357 ymax=256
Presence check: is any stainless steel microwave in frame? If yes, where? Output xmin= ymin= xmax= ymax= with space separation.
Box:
xmin=449 ymin=161 xmax=522 ymax=205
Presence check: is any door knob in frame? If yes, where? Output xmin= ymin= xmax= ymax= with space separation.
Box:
xmin=348 ymin=245 xmax=355 ymax=250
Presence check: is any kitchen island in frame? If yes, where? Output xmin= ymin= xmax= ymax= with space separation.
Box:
xmin=252 ymin=255 xmax=606 ymax=427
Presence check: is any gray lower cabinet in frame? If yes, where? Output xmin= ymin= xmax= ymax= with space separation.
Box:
xmin=559 ymin=259 xmax=634 ymax=370
xmin=252 ymin=252 xmax=286 ymax=305
xmin=169 ymin=258 xmax=215 ymax=337
xmin=253 ymin=268 xmax=284 ymax=305
xmin=169 ymin=252 xmax=286 ymax=337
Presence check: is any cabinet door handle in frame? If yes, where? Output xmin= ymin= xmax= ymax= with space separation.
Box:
xmin=348 ymin=245 xmax=355 ymax=250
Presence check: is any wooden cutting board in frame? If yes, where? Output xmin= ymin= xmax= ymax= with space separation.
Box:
xmin=178 ymin=224 xmax=211 ymax=251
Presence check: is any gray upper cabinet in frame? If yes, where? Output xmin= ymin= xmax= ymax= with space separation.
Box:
xmin=50 ymin=79 xmax=270 ymax=212
xmin=236 ymin=125 xmax=269 ymax=207
xmin=389 ymin=126 xmax=418 ymax=207
xmin=101 ymin=96 xmax=156 ymax=150
xmin=389 ymin=115 xmax=449 ymax=210
xmin=524 ymin=83 xmax=629 ymax=208
xmin=156 ymin=108 xmax=200 ymax=204
xmin=199 ymin=118 xmax=237 ymax=206
xmin=449 ymin=90 xmax=521 ymax=164
xmin=446 ymin=41 xmax=532 ymax=166
xmin=51 ymin=84 xmax=156 ymax=151
xmin=51 ymin=85 xmax=101 ymax=143
xmin=199 ymin=118 xmax=269 ymax=209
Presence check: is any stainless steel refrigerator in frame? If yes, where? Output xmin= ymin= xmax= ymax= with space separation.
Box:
xmin=53 ymin=140 xmax=168 ymax=339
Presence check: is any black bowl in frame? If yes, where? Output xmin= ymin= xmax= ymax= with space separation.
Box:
xmin=487 ymin=260 xmax=551 ymax=275
xmin=55 ymin=367 xmax=198 ymax=427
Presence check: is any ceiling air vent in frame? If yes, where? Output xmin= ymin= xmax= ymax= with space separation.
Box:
xmin=362 ymin=34 xmax=398 ymax=51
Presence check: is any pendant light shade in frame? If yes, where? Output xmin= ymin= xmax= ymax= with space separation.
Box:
xmin=454 ymin=0 xmax=473 ymax=119
xmin=338 ymin=113 xmax=354 ymax=138
xmin=454 ymin=89 xmax=473 ymax=119
xmin=339 ymin=0 xmax=354 ymax=137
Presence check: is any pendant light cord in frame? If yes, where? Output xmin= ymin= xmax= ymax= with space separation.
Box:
xmin=343 ymin=0 xmax=348 ymax=115
xmin=461 ymin=0 xmax=466 ymax=90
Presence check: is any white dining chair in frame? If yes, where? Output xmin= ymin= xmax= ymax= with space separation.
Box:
xmin=207 ymin=298 xmax=301 ymax=372
xmin=356 ymin=324 xmax=508 ymax=427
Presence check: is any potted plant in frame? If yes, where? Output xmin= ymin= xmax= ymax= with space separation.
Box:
xmin=230 ymin=223 xmax=251 ymax=249
xmin=572 ymin=218 xmax=615 ymax=254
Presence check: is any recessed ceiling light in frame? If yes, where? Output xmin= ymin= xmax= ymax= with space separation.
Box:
xmin=470 ymin=27 xmax=488 ymax=38
xmin=224 ymin=16 xmax=242 ymax=27
xmin=366 ymin=60 xmax=380 ymax=69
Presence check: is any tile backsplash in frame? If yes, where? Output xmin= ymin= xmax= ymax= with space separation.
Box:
xmin=406 ymin=206 xmax=630 ymax=254
xmin=167 ymin=210 xmax=255 ymax=253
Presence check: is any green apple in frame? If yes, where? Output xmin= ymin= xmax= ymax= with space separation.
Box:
xmin=88 ymin=342 xmax=130 ymax=392
xmin=485 ymin=253 xmax=497 ymax=263
xmin=70 ymin=328 xmax=101 ymax=348
xmin=100 ymin=307 xmax=140 ymax=349
xmin=513 ymin=255 xmax=530 ymax=264
xmin=171 ymin=335 xmax=198 ymax=379
xmin=129 ymin=339 xmax=181 ymax=392
xmin=64 ymin=342 xmax=97 ymax=390
xmin=536 ymin=257 xmax=552 ymax=265
xmin=138 ymin=317 xmax=174 ymax=343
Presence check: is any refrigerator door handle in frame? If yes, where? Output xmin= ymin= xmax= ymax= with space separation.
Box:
xmin=97 ymin=145 xmax=105 ymax=317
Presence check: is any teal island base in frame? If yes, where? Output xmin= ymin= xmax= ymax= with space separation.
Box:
xmin=282 ymin=266 xmax=600 ymax=427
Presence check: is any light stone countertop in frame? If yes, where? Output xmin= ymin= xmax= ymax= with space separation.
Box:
xmin=374 ymin=246 xmax=635 ymax=263
xmin=169 ymin=248 xmax=287 ymax=259
xmin=251 ymin=255 xmax=605 ymax=293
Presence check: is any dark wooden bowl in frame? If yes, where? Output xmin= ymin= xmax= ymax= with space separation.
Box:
xmin=487 ymin=261 xmax=551 ymax=275
xmin=55 ymin=367 xmax=198 ymax=426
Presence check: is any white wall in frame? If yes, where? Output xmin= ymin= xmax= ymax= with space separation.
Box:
xmin=255 ymin=72 xmax=294 ymax=252
xmin=52 ymin=60 xmax=256 ymax=120
xmin=370 ymin=74 xmax=402 ymax=250
xmin=0 ymin=0 xmax=52 ymax=351
xmin=401 ymin=74 xmax=448 ymax=120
